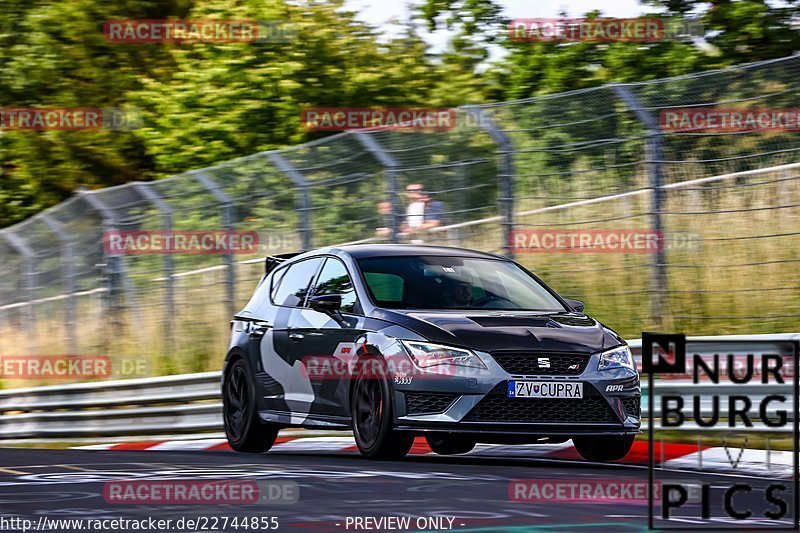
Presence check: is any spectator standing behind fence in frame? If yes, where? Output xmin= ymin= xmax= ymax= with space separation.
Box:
xmin=375 ymin=200 xmax=393 ymax=241
xmin=401 ymin=184 xmax=445 ymax=244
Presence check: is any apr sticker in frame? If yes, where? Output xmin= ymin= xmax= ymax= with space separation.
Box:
xmin=333 ymin=343 xmax=358 ymax=362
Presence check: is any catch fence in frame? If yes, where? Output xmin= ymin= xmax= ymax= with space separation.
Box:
xmin=1 ymin=55 xmax=799 ymax=376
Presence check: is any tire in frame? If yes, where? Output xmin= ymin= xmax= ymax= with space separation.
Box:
xmin=223 ymin=357 xmax=279 ymax=453
xmin=426 ymin=434 xmax=475 ymax=455
xmin=572 ymin=434 xmax=635 ymax=462
xmin=350 ymin=357 xmax=413 ymax=460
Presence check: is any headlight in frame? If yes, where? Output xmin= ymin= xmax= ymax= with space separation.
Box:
xmin=598 ymin=345 xmax=635 ymax=371
xmin=400 ymin=341 xmax=487 ymax=369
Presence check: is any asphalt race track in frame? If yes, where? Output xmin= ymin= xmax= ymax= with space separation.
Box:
xmin=0 ymin=444 xmax=792 ymax=532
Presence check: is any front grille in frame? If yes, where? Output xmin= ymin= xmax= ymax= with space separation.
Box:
xmin=490 ymin=351 xmax=591 ymax=376
xmin=622 ymin=396 xmax=641 ymax=417
xmin=405 ymin=393 xmax=459 ymax=415
xmin=464 ymin=384 xmax=617 ymax=423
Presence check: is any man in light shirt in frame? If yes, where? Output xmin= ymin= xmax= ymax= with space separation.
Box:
xmin=401 ymin=183 xmax=444 ymax=243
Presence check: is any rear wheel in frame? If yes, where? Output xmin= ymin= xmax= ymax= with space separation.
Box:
xmin=223 ymin=358 xmax=279 ymax=453
xmin=426 ymin=434 xmax=475 ymax=455
xmin=572 ymin=434 xmax=635 ymax=462
xmin=350 ymin=358 xmax=413 ymax=460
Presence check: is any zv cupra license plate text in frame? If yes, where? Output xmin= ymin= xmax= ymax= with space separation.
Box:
xmin=507 ymin=381 xmax=584 ymax=399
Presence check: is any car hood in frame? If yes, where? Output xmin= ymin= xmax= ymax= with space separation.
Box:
xmin=373 ymin=309 xmax=623 ymax=353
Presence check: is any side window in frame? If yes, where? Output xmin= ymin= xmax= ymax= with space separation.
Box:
xmin=312 ymin=258 xmax=358 ymax=314
xmin=270 ymin=267 xmax=289 ymax=302
xmin=363 ymin=272 xmax=404 ymax=305
xmin=271 ymin=258 xmax=323 ymax=307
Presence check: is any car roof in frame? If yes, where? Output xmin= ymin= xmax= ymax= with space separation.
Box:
xmin=321 ymin=244 xmax=509 ymax=261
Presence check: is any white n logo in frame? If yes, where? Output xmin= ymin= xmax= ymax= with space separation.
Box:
xmin=651 ymin=341 xmax=677 ymax=367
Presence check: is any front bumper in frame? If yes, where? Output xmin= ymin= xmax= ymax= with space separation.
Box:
xmin=387 ymin=345 xmax=641 ymax=435
xmin=394 ymin=422 xmax=639 ymax=438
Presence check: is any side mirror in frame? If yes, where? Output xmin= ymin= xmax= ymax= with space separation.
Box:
xmin=564 ymin=298 xmax=585 ymax=313
xmin=309 ymin=294 xmax=342 ymax=313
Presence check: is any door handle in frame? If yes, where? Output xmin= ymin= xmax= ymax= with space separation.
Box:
xmin=288 ymin=333 xmax=304 ymax=342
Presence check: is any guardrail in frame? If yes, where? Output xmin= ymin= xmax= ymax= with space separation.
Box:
xmin=0 ymin=335 xmax=796 ymax=439
xmin=0 ymin=372 xmax=221 ymax=439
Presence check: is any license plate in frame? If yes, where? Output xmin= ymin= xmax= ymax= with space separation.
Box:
xmin=507 ymin=381 xmax=583 ymax=399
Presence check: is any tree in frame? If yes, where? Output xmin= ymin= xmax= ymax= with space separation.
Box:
xmin=0 ymin=0 xmax=185 ymax=226
xmin=0 ymin=0 xmax=462 ymax=226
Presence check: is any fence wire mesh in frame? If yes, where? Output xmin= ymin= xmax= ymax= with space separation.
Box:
xmin=1 ymin=55 xmax=799 ymax=380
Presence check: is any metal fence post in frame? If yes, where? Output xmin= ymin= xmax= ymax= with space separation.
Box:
xmin=132 ymin=183 xmax=175 ymax=337
xmin=353 ymin=132 xmax=401 ymax=243
xmin=268 ymin=153 xmax=313 ymax=250
xmin=610 ymin=84 xmax=668 ymax=327
xmin=78 ymin=190 xmax=127 ymax=317
xmin=0 ymin=301 xmax=7 ymax=354
xmin=463 ymin=106 xmax=516 ymax=258
xmin=40 ymin=214 xmax=77 ymax=354
xmin=0 ymin=230 xmax=37 ymax=347
xmin=193 ymin=172 xmax=237 ymax=319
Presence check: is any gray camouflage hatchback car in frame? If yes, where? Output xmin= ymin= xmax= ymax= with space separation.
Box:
xmin=223 ymin=244 xmax=640 ymax=460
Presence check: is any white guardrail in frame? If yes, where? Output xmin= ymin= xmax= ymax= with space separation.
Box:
xmin=0 ymin=334 xmax=797 ymax=439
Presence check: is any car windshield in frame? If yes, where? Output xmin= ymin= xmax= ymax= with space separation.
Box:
xmin=357 ymin=256 xmax=567 ymax=311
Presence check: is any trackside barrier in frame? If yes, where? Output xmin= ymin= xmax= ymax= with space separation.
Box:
xmin=0 ymin=335 xmax=796 ymax=439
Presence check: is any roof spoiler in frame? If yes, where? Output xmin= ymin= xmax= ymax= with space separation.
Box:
xmin=265 ymin=251 xmax=305 ymax=274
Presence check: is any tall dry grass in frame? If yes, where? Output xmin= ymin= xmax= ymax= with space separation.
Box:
xmin=0 ymin=167 xmax=797 ymax=388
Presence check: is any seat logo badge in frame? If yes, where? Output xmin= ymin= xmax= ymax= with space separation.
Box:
xmin=537 ymin=357 xmax=551 ymax=368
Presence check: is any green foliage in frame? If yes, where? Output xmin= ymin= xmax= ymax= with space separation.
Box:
xmin=0 ymin=0 xmax=471 ymax=226
xmin=2 ymin=0 xmax=800 ymax=229
xmin=0 ymin=0 xmax=184 ymax=226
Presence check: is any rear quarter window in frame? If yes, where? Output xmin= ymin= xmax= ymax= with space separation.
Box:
xmin=270 ymin=267 xmax=289 ymax=302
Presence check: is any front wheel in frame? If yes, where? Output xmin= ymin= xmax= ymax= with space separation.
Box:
xmin=572 ymin=434 xmax=635 ymax=462
xmin=426 ymin=434 xmax=475 ymax=455
xmin=350 ymin=358 xmax=413 ymax=460
xmin=223 ymin=358 xmax=279 ymax=453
